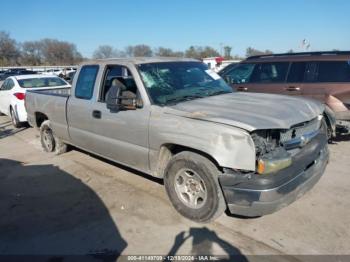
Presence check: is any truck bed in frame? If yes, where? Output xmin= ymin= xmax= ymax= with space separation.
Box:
xmin=25 ymin=87 xmax=71 ymax=141
xmin=27 ymin=87 xmax=71 ymax=97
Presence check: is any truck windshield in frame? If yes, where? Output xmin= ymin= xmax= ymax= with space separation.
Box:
xmin=18 ymin=77 xmax=68 ymax=88
xmin=138 ymin=62 xmax=233 ymax=105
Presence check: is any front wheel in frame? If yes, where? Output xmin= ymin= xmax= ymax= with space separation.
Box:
xmin=164 ymin=151 xmax=226 ymax=223
xmin=40 ymin=120 xmax=68 ymax=155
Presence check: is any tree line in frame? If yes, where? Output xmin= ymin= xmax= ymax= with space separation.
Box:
xmin=0 ymin=31 xmax=83 ymax=66
xmin=0 ymin=31 xmax=277 ymax=66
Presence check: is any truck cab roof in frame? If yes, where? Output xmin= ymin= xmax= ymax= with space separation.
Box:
xmin=81 ymin=57 xmax=199 ymax=66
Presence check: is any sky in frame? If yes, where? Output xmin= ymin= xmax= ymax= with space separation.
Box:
xmin=1 ymin=0 xmax=349 ymax=58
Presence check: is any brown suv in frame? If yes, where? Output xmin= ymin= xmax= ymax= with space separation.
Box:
xmin=219 ymin=51 xmax=350 ymax=135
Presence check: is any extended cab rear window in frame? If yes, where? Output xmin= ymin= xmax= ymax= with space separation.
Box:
xmin=18 ymin=77 xmax=67 ymax=88
xmin=75 ymin=65 xmax=99 ymax=99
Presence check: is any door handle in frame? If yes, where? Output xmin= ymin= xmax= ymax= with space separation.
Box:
xmin=286 ymin=86 xmax=300 ymax=91
xmin=237 ymin=86 xmax=248 ymax=91
xmin=92 ymin=110 xmax=101 ymax=119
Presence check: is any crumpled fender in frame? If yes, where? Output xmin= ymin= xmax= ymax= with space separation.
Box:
xmin=149 ymin=107 xmax=256 ymax=173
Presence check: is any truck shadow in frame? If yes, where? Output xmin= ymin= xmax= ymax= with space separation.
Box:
xmin=72 ymin=147 xmax=164 ymax=185
xmin=165 ymin=227 xmax=247 ymax=262
xmin=0 ymin=158 xmax=127 ymax=261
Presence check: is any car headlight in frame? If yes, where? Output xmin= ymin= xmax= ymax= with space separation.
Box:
xmin=256 ymin=147 xmax=292 ymax=175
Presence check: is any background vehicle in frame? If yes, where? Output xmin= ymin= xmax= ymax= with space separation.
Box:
xmin=0 ymin=69 xmax=38 ymax=80
xmin=58 ymin=67 xmax=77 ymax=79
xmin=219 ymin=51 xmax=350 ymax=135
xmin=42 ymin=69 xmax=63 ymax=76
xmin=64 ymin=71 xmax=76 ymax=83
xmin=0 ymin=70 xmax=6 ymax=78
xmin=25 ymin=58 xmax=328 ymax=222
xmin=0 ymin=75 xmax=70 ymax=127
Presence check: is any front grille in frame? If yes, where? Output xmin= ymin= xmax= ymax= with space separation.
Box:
xmin=280 ymin=117 xmax=321 ymax=144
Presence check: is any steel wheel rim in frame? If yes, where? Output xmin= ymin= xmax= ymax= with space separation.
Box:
xmin=43 ymin=129 xmax=54 ymax=152
xmin=174 ymin=168 xmax=207 ymax=209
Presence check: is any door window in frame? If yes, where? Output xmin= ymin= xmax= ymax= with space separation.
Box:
xmin=0 ymin=80 xmax=8 ymax=91
xmin=0 ymin=79 xmax=14 ymax=91
xmin=223 ymin=63 xmax=255 ymax=84
xmin=6 ymin=79 xmax=15 ymax=90
xmin=75 ymin=65 xmax=99 ymax=99
xmin=250 ymin=62 xmax=289 ymax=83
xmin=99 ymin=65 xmax=138 ymax=102
xmin=317 ymin=61 xmax=350 ymax=82
xmin=287 ymin=62 xmax=306 ymax=83
xmin=304 ymin=62 xmax=318 ymax=82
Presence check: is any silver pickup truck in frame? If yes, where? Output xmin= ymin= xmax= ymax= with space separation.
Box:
xmin=25 ymin=57 xmax=329 ymax=222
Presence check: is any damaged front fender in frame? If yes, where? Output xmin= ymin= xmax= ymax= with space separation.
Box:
xmin=148 ymin=107 xmax=256 ymax=174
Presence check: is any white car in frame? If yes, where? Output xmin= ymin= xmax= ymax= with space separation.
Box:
xmin=0 ymin=75 xmax=70 ymax=127
xmin=41 ymin=69 xmax=63 ymax=76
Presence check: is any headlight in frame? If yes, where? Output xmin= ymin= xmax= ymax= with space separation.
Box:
xmin=256 ymin=147 xmax=292 ymax=175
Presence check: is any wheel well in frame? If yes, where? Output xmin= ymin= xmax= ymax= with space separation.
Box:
xmin=35 ymin=112 xmax=49 ymax=128
xmin=154 ymin=144 xmax=222 ymax=178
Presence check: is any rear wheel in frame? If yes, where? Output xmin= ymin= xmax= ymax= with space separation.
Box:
xmin=164 ymin=151 xmax=226 ymax=223
xmin=40 ymin=120 xmax=67 ymax=155
xmin=10 ymin=107 xmax=22 ymax=128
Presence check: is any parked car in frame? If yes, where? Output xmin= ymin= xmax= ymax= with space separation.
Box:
xmin=25 ymin=58 xmax=329 ymax=222
xmin=0 ymin=69 xmax=38 ymax=81
xmin=219 ymin=51 xmax=350 ymax=136
xmin=0 ymin=75 xmax=70 ymax=127
xmin=42 ymin=69 xmax=63 ymax=76
xmin=58 ymin=67 xmax=77 ymax=79
xmin=64 ymin=71 xmax=76 ymax=83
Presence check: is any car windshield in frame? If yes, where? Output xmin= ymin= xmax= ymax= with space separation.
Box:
xmin=138 ymin=61 xmax=233 ymax=105
xmin=18 ymin=77 xmax=68 ymax=88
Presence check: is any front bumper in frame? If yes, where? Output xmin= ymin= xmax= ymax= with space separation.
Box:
xmin=219 ymin=133 xmax=329 ymax=217
xmin=334 ymin=110 xmax=350 ymax=133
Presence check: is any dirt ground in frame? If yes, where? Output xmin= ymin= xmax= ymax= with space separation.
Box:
xmin=0 ymin=115 xmax=349 ymax=261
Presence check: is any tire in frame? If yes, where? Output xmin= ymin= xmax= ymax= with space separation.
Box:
xmin=164 ymin=151 xmax=226 ymax=223
xmin=40 ymin=120 xmax=67 ymax=155
xmin=10 ymin=107 xmax=22 ymax=128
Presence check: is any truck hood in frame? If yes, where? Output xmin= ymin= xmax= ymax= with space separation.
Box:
xmin=164 ymin=92 xmax=324 ymax=131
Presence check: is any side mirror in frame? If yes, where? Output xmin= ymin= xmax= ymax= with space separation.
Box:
xmin=120 ymin=96 xmax=143 ymax=110
xmin=106 ymin=85 xmax=122 ymax=112
xmin=106 ymin=85 xmax=143 ymax=112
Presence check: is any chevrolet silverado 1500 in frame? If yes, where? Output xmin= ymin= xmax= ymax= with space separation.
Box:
xmin=25 ymin=58 xmax=329 ymax=222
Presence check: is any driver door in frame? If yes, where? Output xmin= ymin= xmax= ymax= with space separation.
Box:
xmin=89 ymin=64 xmax=151 ymax=173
